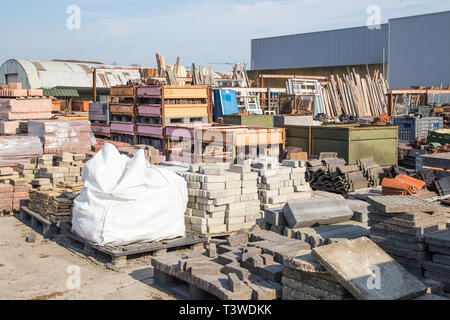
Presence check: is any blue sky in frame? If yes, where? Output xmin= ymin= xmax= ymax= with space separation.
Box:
xmin=1 ymin=0 xmax=449 ymax=70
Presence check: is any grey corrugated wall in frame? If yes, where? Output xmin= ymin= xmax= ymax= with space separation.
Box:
xmin=251 ymin=25 xmax=389 ymax=70
xmin=388 ymin=11 xmax=450 ymax=89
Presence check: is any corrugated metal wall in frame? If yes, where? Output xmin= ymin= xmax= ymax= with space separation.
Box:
xmin=389 ymin=11 xmax=450 ymax=89
xmin=251 ymin=25 xmax=389 ymax=70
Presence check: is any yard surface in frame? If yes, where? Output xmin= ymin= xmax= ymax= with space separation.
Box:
xmin=0 ymin=216 xmax=177 ymax=300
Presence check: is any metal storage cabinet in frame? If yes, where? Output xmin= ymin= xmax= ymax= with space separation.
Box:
xmin=392 ymin=117 xmax=443 ymax=141
xmin=281 ymin=124 xmax=398 ymax=167
xmin=223 ymin=115 xmax=274 ymax=127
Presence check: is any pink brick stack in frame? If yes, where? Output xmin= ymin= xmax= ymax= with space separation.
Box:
xmin=0 ymin=136 xmax=43 ymax=167
xmin=0 ymin=82 xmax=52 ymax=121
xmin=0 ymin=184 xmax=13 ymax=214
xmin=12 ymin=184 xmax=31 ymax=211
xmin=28 ymin=120 xmax=92 ymax=154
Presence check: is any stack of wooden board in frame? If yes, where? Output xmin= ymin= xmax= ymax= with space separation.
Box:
xmin=136 ymin=85 xmax=210 ymax=153
xmin=110 ymin=86 xmax=136 ymax=145
xmin=166 ymin=124 xmax=285 ymax=164
xmin=28 ymin=120 xmax=92 ymax=153
xmin=322 ymin=70 xmax=389 ymax=117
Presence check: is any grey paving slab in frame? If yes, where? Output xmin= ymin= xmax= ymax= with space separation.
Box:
xmin=369 ymin=212 xmax=446 ymax=228
xmin=367 ymin=196 xmax=441 ymax=214
xmin=424 ymin=229 xmax=450 ymax=248
xmin=283 ymin=197 xmax=352 ymax=229
xmin=432 ymin=254 xmax=450 ymax=266
xmin=311 ymin=237 xmax=427 ymax=300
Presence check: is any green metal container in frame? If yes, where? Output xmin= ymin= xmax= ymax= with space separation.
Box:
xmin=282 ymin=124 xmax=399 ymax=167
xmin=223 ymin=115 xmax=275 ymax=128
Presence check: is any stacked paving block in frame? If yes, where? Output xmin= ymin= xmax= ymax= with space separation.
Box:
xmin=367 ymin=195 xmax=447 ymax=277
xmin=251 ymin=158 xmax=312 ymax=213
xmin=12 ymin=180 xmax=31 ymax=211
xmin=28 ymin=120 xmax=92 ymax=154
xmin=181 ymin=164 xmax=260 ymax=235
xmin=151 ymin=227 xmax=310 ymax=300
xmin=32 ymin=152 xmax=85 ymax=189
xmin=29 ymin=190 xmax=78 ymax=223
xmin=424 ymin=230 xmax=450 ymax=292
xmin=0 ymin=136 xmax=43 ymax=167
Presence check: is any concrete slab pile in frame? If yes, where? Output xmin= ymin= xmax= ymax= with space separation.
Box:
xmin=311 ymin=237 xmax=428 ymax=300
xmin=367 ymin=195 xmax=447 ymax=277
xmin=152 ymin=227 xmax=312 ymax=300
xmin=424 ymin=230 xmax=450 ymax=292
xmin=181 ymin=163 xmax=260 ymax=235
xmin=259 ymin=197 xmax=369 ymax=247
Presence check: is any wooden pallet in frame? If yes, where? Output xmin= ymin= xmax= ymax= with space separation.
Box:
xmin=61 ymin=225 xmax=207 ymax=269
xmin=18 ymin=206 xmax=60 ymax=239
xmin=190 ymin=229 xmax=251 ymax=240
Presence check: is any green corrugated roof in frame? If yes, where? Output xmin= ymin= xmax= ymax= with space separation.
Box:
xmin=42 ymin=88 xmax=80 ymax=97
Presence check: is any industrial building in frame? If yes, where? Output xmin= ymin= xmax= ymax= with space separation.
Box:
xmin=250 ymin=11 xmax=450 ymax=89
xmin=0 ymin=59 xmax=140 ymax=101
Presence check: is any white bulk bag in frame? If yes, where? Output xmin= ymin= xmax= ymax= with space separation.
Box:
xmin=72 ymin=143 xmax=187 ymax=246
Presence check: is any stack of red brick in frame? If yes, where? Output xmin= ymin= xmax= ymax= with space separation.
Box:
xmin=28 ymin=120 xmax=92 ymax=154
xmin=0 ymin=182 xmax=30 ymax=214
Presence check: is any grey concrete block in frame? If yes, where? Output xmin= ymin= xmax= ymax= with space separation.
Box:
xmin=311 ymin=237 xmax=427 ymax=300
xmin=367 ymin=195 xmax=442 ymax=214
xmin=283 ymin=197 xmax=352 ymax=229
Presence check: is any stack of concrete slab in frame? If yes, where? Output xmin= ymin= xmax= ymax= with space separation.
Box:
xmin=367 ymin=195 xmax=447 ymax=277
xmin=181 ymin=163 xmax=260 ymax=235
xmin=310 ymin=237 xmax=429 ymax=300
xmin=29 ymin=190 xmax=78 ymax=223
xmin=152 ymin=227 xmax=311 ymax=300
xmin=260 ymin=197 xmax=370 ymax=247
xmin=252 ymin=159 xmax=312 ymax=212
xmin=28 ymin=120 xmax=92 ymax=154
xmin=0 ymin=136 xmax=43 ymax=167
xmin=282 ymin=251 xmax=353 ymax=300
xmin=424 ymin=230 xmax=450 ymax=292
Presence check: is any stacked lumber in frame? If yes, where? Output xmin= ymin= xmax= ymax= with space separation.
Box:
xmin=0 ymin=136 xmax=43 ymax=167
xmin=181 ymin=163 xmax=260 ymax=235
xmin=322 ymin=70 xmax=389 ymax=117
xmin=28 ymin=120 xmax=92 ymax=153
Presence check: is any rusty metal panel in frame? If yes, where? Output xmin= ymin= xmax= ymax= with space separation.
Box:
xmin=0 ymin=59 xmax=140 ymax=89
